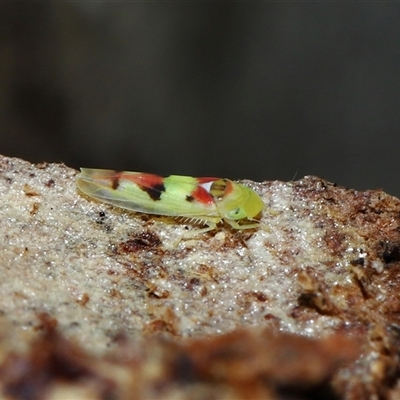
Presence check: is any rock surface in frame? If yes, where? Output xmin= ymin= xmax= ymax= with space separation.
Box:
xmin=0 ymin=155 xmax=400 ymax=399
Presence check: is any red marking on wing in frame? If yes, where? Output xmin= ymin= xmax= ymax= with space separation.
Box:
xmin=197 ymin=177 xmax=219 ymax=184
xmin=122 ymin=173 xmax=165 ymax=189
xmin=190 ymin=186 xmax=215 ymax=205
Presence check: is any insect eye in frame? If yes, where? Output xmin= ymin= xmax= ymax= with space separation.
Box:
xmin=228 ymin=207 xmax=247 ymax=220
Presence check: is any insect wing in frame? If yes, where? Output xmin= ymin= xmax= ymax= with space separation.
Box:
xmin=77 ymin=169 xmax=161 ymax=213
xmin=77 ymin=169 xmax=220 ymax=218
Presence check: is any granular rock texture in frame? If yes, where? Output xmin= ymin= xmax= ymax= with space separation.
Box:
xmin=0 ymin=155 xmax=400 ymax=399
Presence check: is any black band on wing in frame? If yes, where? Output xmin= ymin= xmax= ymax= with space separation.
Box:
xmin=141 ymin=183 xmax=166 ymax=201
xmin=112 ymin=171 xmax=121 ymax=190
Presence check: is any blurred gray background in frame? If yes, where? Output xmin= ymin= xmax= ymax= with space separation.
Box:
xmin=1 ymin=3 xmax=400 ymax=195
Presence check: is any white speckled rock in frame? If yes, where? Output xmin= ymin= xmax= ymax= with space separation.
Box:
xmin=1 ymin=155 xmax=400 ymax=399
